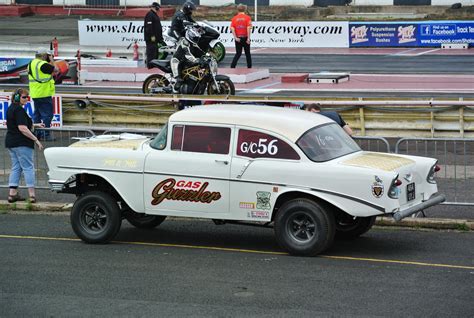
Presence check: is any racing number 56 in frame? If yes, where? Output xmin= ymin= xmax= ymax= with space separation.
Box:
xmin=240 ymin=138 xmax=278 ymax=155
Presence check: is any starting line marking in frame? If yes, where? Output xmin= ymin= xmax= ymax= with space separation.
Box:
xmin=0 ymin=234 xmax=473 ymax=270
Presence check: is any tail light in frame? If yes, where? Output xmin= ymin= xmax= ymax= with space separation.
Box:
xmin=427 ymin=163 xmax=441 ymax=184
xmin=388 ymin=175 xmax=402 ymax=199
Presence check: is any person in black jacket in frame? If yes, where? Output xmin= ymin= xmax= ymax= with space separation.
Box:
xmin=169 ymin=1 xmax=196 ymax=40
xmin=144 ymin=2 xmax=164 ymax=69
xmin=5 ymin=88 xmax=44 ymax=203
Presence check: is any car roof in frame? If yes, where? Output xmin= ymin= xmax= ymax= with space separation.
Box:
xmin=169 ymin=104 xmax=333 ymax=142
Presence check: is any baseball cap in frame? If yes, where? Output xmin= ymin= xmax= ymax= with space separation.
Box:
xmin=36 ymin=48 xmax=53 ymax=55
xmin=150 ymin=2 xmax=161 ymax=8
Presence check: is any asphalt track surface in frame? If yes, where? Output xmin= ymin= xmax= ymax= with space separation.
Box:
xmin=0 ymin=213 xmax=473 ymax=317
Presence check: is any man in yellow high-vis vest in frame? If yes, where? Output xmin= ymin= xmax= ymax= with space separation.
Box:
xmin=28 ymin=48 xmax=56 ymax=141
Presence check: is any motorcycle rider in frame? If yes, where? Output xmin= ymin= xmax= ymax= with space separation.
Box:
xmin=169 ymin=1 xmax=196 ymax=41
xmin=170 ymin=26 xmax=205 ymax=93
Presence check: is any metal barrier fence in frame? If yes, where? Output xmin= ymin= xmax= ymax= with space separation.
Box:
xmin=2 ymin=126 xmax=472 ymax=207
xmin=353 ymin=136 xmax=390 ymax=153
xmin=395 ymin=138 xmax=474 ymax=206
xmin=1 ymin=128 xmax=95 ymax=190
xmin=63 ymin=0 xmax=127 ymax=15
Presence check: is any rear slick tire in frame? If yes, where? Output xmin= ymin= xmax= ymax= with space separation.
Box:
xmin=274 ymin=199 xmax=335 ymax=256
xmin=335 ymin=215 xmax=376 ymax=240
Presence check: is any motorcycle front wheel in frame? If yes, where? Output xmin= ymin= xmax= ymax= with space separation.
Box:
xmin=207 ymin=78 xmax=235 ymax=95
xmin=210 ymin=42 xmax=226 ymax=63
xmin=142 ymin=74 xmax=170 ymax=94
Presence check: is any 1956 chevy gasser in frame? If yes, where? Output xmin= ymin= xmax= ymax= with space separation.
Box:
xmin=44 ymin=105 xmax=445 ymax=256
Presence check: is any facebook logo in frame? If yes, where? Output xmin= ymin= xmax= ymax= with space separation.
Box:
xmin=421 ymin=25 xmax=431 ymax=36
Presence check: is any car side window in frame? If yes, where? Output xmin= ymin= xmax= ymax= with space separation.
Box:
xmin=236 ymin=129 xmax=300 ymax=160
xmin=171 ymin=125 xmax=231 ymax=155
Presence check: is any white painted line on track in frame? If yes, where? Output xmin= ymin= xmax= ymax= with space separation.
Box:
xmin=237 ymin=88 xmax=474 ymax=94
xmin=414 ymin=48 xmax=441 ymax=56
xmin=390 ymin=48 xmax=418 ymax=56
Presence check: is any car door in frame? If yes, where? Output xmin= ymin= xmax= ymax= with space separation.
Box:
xmin=144 ymin=123 xmax=233 ymax=218
xmin=229 ymin=128 xmax=302 ymax=221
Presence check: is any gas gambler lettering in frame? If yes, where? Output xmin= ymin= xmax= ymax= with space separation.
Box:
xmin=151 ymin=178 xmax=221 ymax=205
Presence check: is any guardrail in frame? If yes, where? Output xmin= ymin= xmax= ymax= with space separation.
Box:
xmin=63 ymin=0 xmax=127 ymax=15
xmin=56 ymin=94 xmax=474 ymax=137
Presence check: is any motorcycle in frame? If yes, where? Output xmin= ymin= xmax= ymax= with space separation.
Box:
xmin=142 ymin=53 xmax=235 ymax=95
xmin=157 ymin=21 xmax=226 ymax=63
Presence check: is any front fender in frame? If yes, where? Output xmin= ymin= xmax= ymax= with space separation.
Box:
xmin=215 ymin=74 xmax=230 ymax=81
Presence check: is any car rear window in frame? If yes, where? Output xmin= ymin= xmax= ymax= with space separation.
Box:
xmin=297 ymin=123 xmax=360 ymax=162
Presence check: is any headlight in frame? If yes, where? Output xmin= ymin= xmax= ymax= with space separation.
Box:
xmin=427 ymin=162 xmax=441 ymax=184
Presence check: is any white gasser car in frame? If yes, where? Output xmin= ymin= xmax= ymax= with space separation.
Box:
xmin=45 ymin=105 xmax=445 ymax=256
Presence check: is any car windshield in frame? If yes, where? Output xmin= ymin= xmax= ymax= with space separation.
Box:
xmin=297 ymin=123 xmax=360 ymax=162
xmin=150 ymin=123 xmax=168 ymax=150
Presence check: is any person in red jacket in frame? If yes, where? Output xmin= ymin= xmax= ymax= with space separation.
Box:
xmin=230 ymin=4 xmax=252 ymax=69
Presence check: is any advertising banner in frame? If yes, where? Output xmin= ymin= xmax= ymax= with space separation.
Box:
xmin=78 ymin=20 xmax=349 ymax=48
xmin=350 ymin=21 xmax=474 ymax=47
xmin=0 ymin=57 xmax=32 ymax=77
xmin=0 ymin=93 xmax=63 ymax=128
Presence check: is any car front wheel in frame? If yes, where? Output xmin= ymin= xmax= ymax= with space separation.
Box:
xmin=71 ymin=191 xmax=122 ymax=243
xmin=274 ymin=199 xmax=335 ymax=256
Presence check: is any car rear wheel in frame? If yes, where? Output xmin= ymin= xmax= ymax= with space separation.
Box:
xmin=126 ymin=211 xmax=166 ymax=229
xmin=335 ymin=214 xmax=376 ymax=240
xmin=274 ymin=199 xmax=335 ymax=256
xmin=71 ymin=191 xmax=122 ymax=243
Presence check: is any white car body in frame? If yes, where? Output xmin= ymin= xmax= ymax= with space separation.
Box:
xmin=45 ymin=105 xmax=445 ymax=255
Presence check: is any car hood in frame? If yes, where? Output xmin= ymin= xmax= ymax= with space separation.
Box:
xmin=69 ymin=134 xmax=149 ymax=150
xmin=340 ymin=152 xmax=415 ymax=172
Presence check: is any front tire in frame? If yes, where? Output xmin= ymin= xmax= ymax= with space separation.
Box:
xmin=142 ymin=74 xmax=170 ymax=94
xmin=210 ymin=42 xmax=226 ymax=63
xmin=207 ymin=78 xmax=235 ymax=95
xmin=126 ymin=211 xmax=166 ymax=229
xmin=335 ymin=215 xmax=376 ymax=240
xmin=274 ymin=199 xmax=335 ymax=256
xmin=71 ymin=191 xmax=122 ymax=243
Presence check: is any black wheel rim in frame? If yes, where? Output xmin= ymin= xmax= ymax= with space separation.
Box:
xmin=287 ymin=212 xmax=316 ymax=243
xmin=80 ymin=203 xmax=108 ymax=234
xmin=211 ymin=80 xmax=232 ymax=95
xmin=146 ymin=77 xmax=168 ymax=93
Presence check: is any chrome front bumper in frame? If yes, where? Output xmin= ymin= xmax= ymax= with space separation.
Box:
xmin=392 ymin=193 xmax=446 ymax=221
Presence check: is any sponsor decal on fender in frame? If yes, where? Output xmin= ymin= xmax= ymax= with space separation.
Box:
xmin=151 ymin=178 xmax=221 ymax=205
xmin=239 ymin=202 xmax=255 ymax=209
xmin=371 ymin=175 xmax=384 ymax=198
xmin=256 ymin=191 xmax=271 ymax=210
xmin=248 ymin=211 xmax=269 ymax=219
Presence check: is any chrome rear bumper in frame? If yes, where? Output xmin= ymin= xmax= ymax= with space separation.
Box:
xmin=392 ymin=193 xmax=446 ymax=221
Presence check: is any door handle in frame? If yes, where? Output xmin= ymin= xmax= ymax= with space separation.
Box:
xmin=215 ymin=160 xmax=229 ymax=165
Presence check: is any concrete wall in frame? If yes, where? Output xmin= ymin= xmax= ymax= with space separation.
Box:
xmin=353 ymin=0 xmax=474 ymax=4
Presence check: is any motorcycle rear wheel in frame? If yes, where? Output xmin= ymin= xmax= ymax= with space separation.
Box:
xmin=142 ymin=74 xmax=170 ymax=94
xmin=207 ymin=78 xmax=235 ymax=95
xmin=210 ymin=42 xmax=226 ymax=63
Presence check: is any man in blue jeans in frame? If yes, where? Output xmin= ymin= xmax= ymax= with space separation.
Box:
xmin=28 ymin=48 xmax=56 ymax=141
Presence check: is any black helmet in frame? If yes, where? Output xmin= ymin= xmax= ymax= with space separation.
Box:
xmin=182 ymin=1 xmax=196 ymax=15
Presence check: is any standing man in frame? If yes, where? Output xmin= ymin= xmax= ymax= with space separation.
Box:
xmin=230 ymin=4 xmax=252 ymax=69
xmin=28 ymin=48 xmax=56 ymax=141
xmin=144 ymin=2 xmax=164 ymax=69
xmin=305 ymin=103 xmax=354 ymax=136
